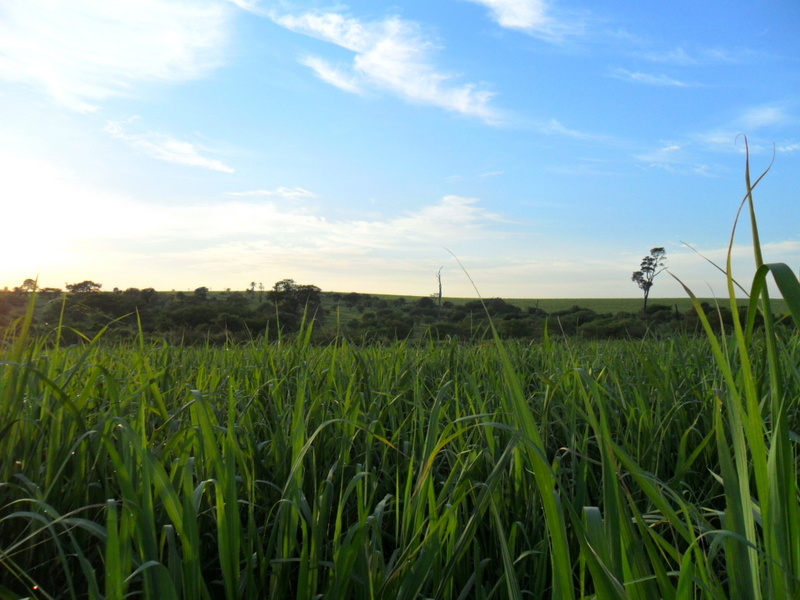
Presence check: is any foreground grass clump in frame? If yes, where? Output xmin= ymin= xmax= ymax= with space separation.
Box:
xmin=0 ymin=324 xmax=798 ymax=599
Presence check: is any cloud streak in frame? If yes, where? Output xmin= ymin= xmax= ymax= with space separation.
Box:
xmin=633 ymin=143 xmax=714 ymax=175
xmin=105 ymin=119 xmax=234 ymax=173
xmin=737 ymin=105 xmax=787 ymax=129
xmin=463 ymin=0 xmax=583 ymax=40
xmin=610 ymin=68 xmax=688 ymax=87
xmin=689 ymin=105 xmax=794 ymax=153
xmin=642 ymin=45 xmax=744 ymax=66
xmin=535 ymin=118 xmax=618 ymax=144
xmin=0 ymin=0 xmax=231 ymax=111
xmin=271 ymin=11 xmax=500 ymax=123
xmin=635 ymin=103 xmax=799 ymax=171
xmin=227 ymin=187 xmax=317 ymax=199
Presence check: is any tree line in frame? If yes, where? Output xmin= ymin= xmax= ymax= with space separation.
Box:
xmin=0 ymin=277 xmax=779 ymax=345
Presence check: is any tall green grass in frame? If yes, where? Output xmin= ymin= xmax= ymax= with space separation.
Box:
xmin=1 ymin=152 xmax=799 ymax=598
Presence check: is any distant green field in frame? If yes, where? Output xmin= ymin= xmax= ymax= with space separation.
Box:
xmin=501 ymin=296 xmax=789 ymax=315
xmin=163 ymin=289 xmax=788 ymax=316
xmin=326 ymin=292 xmax=789 ymax=316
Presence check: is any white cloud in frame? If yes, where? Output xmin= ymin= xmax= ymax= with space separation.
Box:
xmin=635 ymin=143 xmax=682 ymax=164
xmin=0 ymin=0 xmax=232 ymax=111
xmin=271 ymin=12 xmax=500 ymax=123
xmin=737 ymin=105 xmax=787 ymax=129
xmin=227 ymin=187 xmax=317 ymax=199
xmin=301 ymin=56 xmax=364 ymax=94
xmin=463 ymin=0 xmax=582 ymax=40
xmin=611 ymin=68 xmax=688 ymax=87
xmin=687 ymin=105 xmax=791 ymax=155
xmin=690 ymin=131 xmax=737 ymax=149
xmin=465 ymin=0 xmax=549 ymax=30
xmin=224 ymin=0 xmax=261 ymax=11
xmin=137 ymin=195 xmax=507 ymax=292
xmin=378 ymin=195 xmax=503 ymax=242
xmin=105 ymin=119 xmax=234 ymax=173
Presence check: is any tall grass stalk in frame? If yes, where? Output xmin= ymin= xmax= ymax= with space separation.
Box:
xmin=673 ymin=142 xmax=800 ymax=599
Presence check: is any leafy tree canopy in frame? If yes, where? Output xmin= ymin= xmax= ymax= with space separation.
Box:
xmin=66 ymin=280 xmax=102 ymax=294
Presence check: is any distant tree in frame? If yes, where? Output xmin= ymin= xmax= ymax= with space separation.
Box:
xmin=140 ymin=288 xmax=158 ymax=304
xmin=343 ymin=292 xmax=361 ymax=308
xmin=66 ymin=280 xmax=102 ymax=294
xmin=294 ymin=284 xmax=323 ymax=314
xmin=632 ymin=247 xmax=667 ymax=313
xmin=267 ymin=279 xmax=324 ymax=321
xmin=13 ymin=278 xmax=37 ymax=293
xmin=485 ymin=297 xmax=519 ymax=316
xmin=224 ymin=292 xmax=250 ymax=309
xmin=416 ymin=296 xmax=436 ymax=309
xmin=268 ymin=279 xmax=297 ymax=308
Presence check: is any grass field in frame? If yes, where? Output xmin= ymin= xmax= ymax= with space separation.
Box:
xmin=2 ymin=158 xmax=800 ymax=599
xmin=1 ymin=302 xmax=799 ymax=599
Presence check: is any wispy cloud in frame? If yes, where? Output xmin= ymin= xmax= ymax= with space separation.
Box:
xmin=610 ymin=68 xmax=688 ymax=87
xmin=689 ymin=104 xmax=793 ymax=153
xmin=271 ymin=11 xmax=500 ymax=123
xmin=224 ymin=0 xmax=261 ymax=11
xmin=0 ymin=0 xmax=231 ymax=112
xmin=142 ymin=194 xmax=503 ymax=253
xmin=636 ymin=103 xmax=798 ymax=171
xmin=301 ymin=56 xmax=364 ymax=94
xmin=378 ymin=195 xmax=504 ymax=243
xmin=636 ymin=143 xmax=682 ymax=163
xmin=676 ymin=240 xmax=800 ymax=268
xmin=737 ymin=105 xmax=787 ymax=129
xmin=634 ymin=143 xmax=715 ymax=175
xmin=105 ymin=118 xmax=234 ymax=173
xmin=642 ymin=45 xmax=743 ymax=66
xmin=463 ymin=0 xmax=583 ymax=40
xmin=227 ymin=187 xmax=317 ymax=199
xmin=536 ymin=118 xmax=618 ymax=144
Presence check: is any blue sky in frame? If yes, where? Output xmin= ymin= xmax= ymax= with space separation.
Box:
xmin=2 ymin=0 xmax=799 ymax=298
